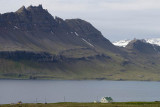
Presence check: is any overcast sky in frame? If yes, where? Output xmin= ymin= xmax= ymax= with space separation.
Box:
xmin=0 ymin=0 xmax=160 ymax=41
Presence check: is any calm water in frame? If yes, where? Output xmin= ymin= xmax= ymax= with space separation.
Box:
xmin=0 ymin=80 xmax=160 ymax=104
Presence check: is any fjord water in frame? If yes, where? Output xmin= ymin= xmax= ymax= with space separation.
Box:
xmin=0 ymin=80 xmax=160 ymax=104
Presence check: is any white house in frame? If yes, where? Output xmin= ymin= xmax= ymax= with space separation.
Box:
xmin=100 ymin=97 xmax=113 ymax=103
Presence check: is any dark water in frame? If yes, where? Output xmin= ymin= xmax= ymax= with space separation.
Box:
xmin=0 ymin=80 xmax=160 ymax=104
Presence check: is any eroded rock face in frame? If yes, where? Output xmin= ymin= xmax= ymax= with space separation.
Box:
xmin=0 ymin=51 xmax=110 ymax=63
xmin=0 ymin=5 xmax=57 ymax=32
xmin=0 ymin=5 xmax=119 ymax=55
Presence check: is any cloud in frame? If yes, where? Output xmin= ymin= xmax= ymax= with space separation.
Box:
xmin=98 ymin=0 xmax=160 ymax=11
xmin=41 ymin=0 xmax=160 ymax=12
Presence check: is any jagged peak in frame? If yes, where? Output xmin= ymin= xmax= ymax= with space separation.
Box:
xmin=16 ymin=6 xmax=27 ymax=13
xmin=129 ymin=39 xmax=146 ymax=44
xmin=27 ymin=4 xmax=43 ymax=11
xmin=126 ymin=39 xmax=146 ymax=47
xmin=16 ymin=5 xmax=45 ymax=14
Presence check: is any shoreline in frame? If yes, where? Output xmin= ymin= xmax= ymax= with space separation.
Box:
xmin=1 ymin=102 xmax=160 ymax=107
xmin=0 ymin=78 xmax=160 ymax=82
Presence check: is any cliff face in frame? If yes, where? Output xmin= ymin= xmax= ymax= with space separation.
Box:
xmin=0 ymin=5 xmax=119 ymax=56
xmin=0 ymin=5 xmax=160 ymax=80
xmin=0 ymin=5 xmax=56 ymax=31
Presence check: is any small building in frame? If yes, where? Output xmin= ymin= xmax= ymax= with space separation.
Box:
xmin=94 ymin=100 xmax=97 ymax=103
xmin=100 ymin=97 xmax=113 ymax=103
xmin=17 ymin=101 xmax=22 ymax=104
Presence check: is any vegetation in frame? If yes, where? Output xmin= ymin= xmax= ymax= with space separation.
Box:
xmin=1 ymin=102 xmax=160 ymax=107
xmin=1 ymin=52 xmax=160 ymax=81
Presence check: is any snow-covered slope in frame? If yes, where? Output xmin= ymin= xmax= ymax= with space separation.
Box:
xmin=146 ymin=38 xmax=160 ymax=46
xmin=113 ymin=38 xmax=160 ymax=47
xmin=113 ymin=40 xmax=131 ymax=47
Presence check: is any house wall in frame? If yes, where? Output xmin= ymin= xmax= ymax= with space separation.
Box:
xmin=101 ymin=98 xmax=109 ymax=103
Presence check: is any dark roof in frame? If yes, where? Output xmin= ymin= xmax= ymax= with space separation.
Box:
xmin=104 ymin=97 xmax=113 ymax=101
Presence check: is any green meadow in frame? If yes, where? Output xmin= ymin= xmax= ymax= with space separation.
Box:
xmin=1 ymin=102 xmax=160 ymax=107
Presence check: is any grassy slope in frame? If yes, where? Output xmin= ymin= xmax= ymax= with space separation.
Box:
xmin=0 ymin=31 xmax=160 ymax=81
xmin=1 ymin=102 xmax=160 ymax=107
xmin=0 ymin=49 xmax=160 ymax=81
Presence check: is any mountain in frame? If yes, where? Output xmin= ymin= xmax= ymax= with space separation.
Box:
xmin=0 ymin=5 xmax=123 ymax=80
xmin=126 ymin=39 xmax=160 ymax=54
xmin=0 ymin=5 xmax=120 ymax=54
xmin=0 ymin=5 xmax=160 ymax=81
xmin=113 ymin=38 xmax=160 ymax=47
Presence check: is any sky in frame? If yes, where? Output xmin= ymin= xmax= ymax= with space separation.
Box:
xmin=0 ymin=0 xmax=160 ymax=41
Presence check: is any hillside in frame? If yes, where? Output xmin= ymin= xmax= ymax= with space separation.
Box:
xmin=0 ymin=5 xmax=160 ymax=81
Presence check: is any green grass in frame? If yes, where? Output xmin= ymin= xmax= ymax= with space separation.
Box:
xmin=1 ymin=50 xmax=160 ymax=81
xmin=1 ymin=102 xmax=160 ymax=107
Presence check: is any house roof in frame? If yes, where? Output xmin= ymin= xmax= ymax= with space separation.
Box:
xmin=103 ymin=97 xmax=113 ymax=101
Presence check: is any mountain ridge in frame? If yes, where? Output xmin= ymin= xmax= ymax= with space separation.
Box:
xmin=0 ymin=5 xmax=119 ymax=54
xmin=0 ymin=5 xmax=160 ymax=81
xmin=113 ymin=38 xmax=160 ymax=47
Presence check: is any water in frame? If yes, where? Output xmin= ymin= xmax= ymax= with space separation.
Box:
xmin=0 ymin=80 xmax=160 ymax=104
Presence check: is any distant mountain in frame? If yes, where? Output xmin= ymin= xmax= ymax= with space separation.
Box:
xmin=126 ymin=39 xmax=160 ymax=54
xmin=113 ymin=38 xmax=160 ymax=47
xmin=0 ymin=5 xmax=160 ymax=81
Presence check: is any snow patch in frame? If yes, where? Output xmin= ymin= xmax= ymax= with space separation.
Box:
xmin=14 ymin=26 xmax=19 ymax=29
xmin=74 ymin=32 xmax=79 ymax=36
xmin=153 ymin=46 xmax=157 ymax=51
xmin=145 ymin=38 xmax=160 ymax=46
xmin=51 ymin=31 xmax=54 ymax=35
xmin=113 ymin=40 xmax=131 ymax=47
xmin=82 ymin=38 xmax=94 ymax=47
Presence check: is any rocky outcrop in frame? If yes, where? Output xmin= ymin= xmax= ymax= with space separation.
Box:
xmin=0 ymin=51 xmax=110 ymax=62
xmin=0 ymin=5 xmax=57 ymax=32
